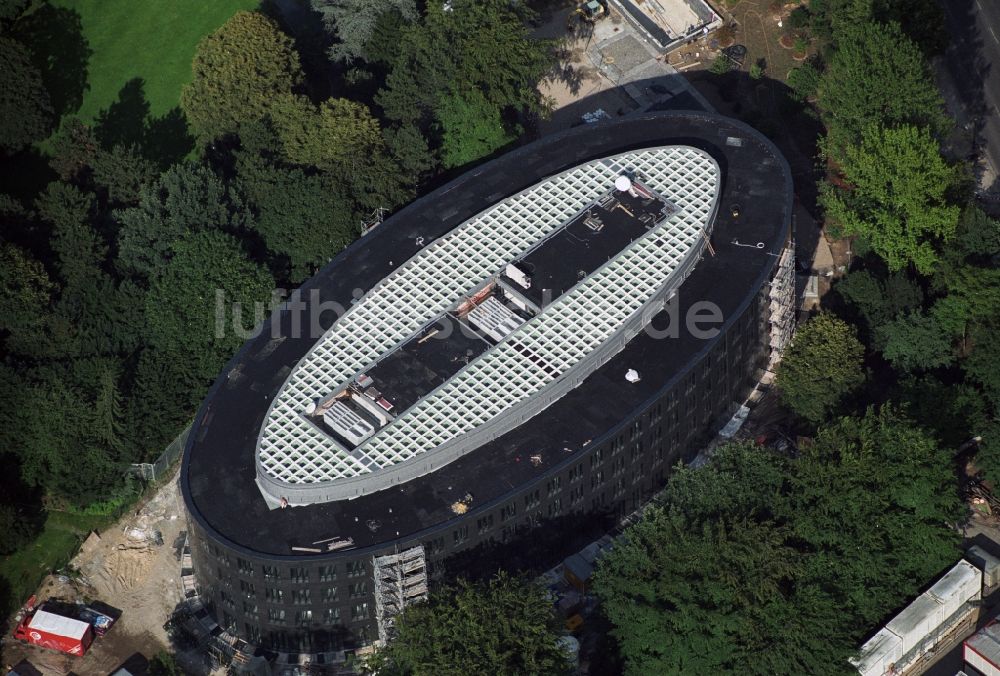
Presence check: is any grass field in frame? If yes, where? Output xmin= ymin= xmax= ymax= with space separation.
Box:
xmin=0 ymin=511 xmax=113 ymax=614
xmin=52 ymin=0 xmax=259 ymax=123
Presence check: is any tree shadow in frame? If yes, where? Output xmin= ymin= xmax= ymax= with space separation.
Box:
xmin=13 ymin=1 xmax=91 ymax=117
xmin=94 ymin=78 xmax=194 ymax=169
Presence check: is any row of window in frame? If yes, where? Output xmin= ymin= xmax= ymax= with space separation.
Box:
xmin=207 ymin=553 xmax=366 ymax=584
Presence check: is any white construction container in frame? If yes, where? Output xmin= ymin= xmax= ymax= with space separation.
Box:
xmin=851 ymin=628 xmax=903 ymax=676
xmin=967 ymin=545 xmax=1000 ymax=589
xmin=886 ymin=593 xmax=944 ymax=655
xmin=928 ymin=560 xmax=981 ymax=621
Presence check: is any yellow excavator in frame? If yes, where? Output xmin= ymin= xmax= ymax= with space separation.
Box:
xmin=567 ymin=0 xmax=608 ymax=32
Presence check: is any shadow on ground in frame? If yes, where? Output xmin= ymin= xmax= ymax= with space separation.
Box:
xmin=93 ymin=78 xmax=194 ymax=170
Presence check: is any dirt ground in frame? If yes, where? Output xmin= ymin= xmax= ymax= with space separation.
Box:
xmin=0 ymin=467 xmax=207 ymax=676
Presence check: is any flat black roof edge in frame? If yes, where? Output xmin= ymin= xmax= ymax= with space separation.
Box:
xmin=180 ymin=111 xmax=793 ymax=560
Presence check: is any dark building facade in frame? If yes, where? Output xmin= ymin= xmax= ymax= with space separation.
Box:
xmin=180 ymin=112 xmax=793 ymax=661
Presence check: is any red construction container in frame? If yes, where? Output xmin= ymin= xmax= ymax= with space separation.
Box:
xmin=13 ymin=607 xmax=94 ymax=656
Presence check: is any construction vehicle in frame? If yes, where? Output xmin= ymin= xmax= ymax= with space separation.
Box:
xmin=567 ymin=0 xmax=608 ymax=32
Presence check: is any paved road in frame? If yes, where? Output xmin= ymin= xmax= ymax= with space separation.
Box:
xmin=942 ymin=0 xmax=1000 ymax=192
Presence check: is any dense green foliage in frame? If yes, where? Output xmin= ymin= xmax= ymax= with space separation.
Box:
xmin=816 ymin=21 xmax=944 ymax=164
xmin=821 ymin=124 xmax=960 ymax=273
xmin=369 ymin=572 xmax=569 ymax=675
xmin=181 ymin=11 xmax=304 ymax=142
xmin=777 ymin=313 xmax=865 ymax=423
xmin=311 ymin=0 xmax=416 ymax=63
xmin=596 ymin=409 xmax=963 ymax=675
xmin=0 ymin=36 xmax=54 ymax=151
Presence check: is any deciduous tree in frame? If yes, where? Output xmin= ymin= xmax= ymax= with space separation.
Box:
xmin=370 ymin=572 xmax=569 ymax=675
xmin=821 ymin=124 xmax=960 ymax=274
xmin=816 ymin=22 xmax=945 ymax=162
xmin=777 ymin=313 xmax=866 ymax=424
xmin=181 ymin=11 xmax=304 ymax=143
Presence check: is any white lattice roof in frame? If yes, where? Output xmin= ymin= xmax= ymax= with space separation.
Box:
xmin=256 ymin=147 xmax=719 ymax=490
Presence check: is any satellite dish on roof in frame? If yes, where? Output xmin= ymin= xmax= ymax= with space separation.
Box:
xmin=305 ymin=401 xmax=317 ymax=415
xmin=615 ymin=175 xmax=632 ymax=192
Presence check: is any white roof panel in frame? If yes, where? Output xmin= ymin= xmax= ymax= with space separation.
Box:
xmin=29 ymin=609 xmax=90 ymax=639
xmin=256 ymin=146 xmax=719 ymax=494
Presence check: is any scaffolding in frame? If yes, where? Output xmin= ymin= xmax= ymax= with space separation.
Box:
xmin=764 ymin=243 xmax=795 ymax=380
xmin=373 ymin=545 xmax=429 ymax=644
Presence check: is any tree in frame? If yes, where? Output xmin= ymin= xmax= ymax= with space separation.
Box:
xmin=0 ymin=36 xmax=54 ymax=152
xmin=595 ymin=443 xmax=854 ymax=675
xmin=0 ymin=504 xmax=39 ymax=554
xmin=35 ymin=182 xmax=106 ymax=290
xmin=235 ymin=142 xmax=358 ymax=282
xmin=115 ymin=163 xmax=249 ymax=280
xmin=877 ymin=310 xmax=953 ymax=371
xmin=777 ymin=313 xmax=865 ymax=424
xmin=370 ymin=572 xmax=569 ymax=675
xmin=144 ymin=230 xmax=273 ymax=385
xmin=148 ymin=650 xmax=182 ymax=676
xmin=816 ymin=22 xmax=945 ymax=162
xmin=787 ymin=59 xmax=821 ymax=102
xmin=376 ymin=0 xmax=552 ymax=159
xmin=310 ymin=0 xmax=416 ymax=63
xmin=181 ymin=11 xmax=304 ymax=142
xmin=896 ymin=376 xmax=987 ymax=448
xmin=790 ymin=407 xmax=964 ymax=626
xmin=821 ymin=124 xmax=961 ymax=274
xmin=268 ymin=93 xmax=384 ymax=172
xmin=5 ymin=359 xmax=131 ymax=506
xmin=0 ymin=242 xmax=55 ymax=335
xmin=964 ymin=319 xmax=1000 ymax=411
xmin=831 ymin=268 xmax=923 ymax=349
xmin=437 ymin=89 xmax=515 ymax=168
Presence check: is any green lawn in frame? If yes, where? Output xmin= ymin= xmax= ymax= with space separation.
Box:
xmin=0 ymin=510 xmax=112 ymax=615
xmin=53 ymin=0 xmax=259 ymax=123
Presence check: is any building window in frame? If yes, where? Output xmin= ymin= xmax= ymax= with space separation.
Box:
xmin=477 ymin=514 xmax=494 ymax=534
xmin=547 ymin=476 xmax=562 ymax=495
xmin=223 ymin=611 xmax=237 ymax=632
xmin=237 ymin=558 xmax=254 ymax=576
xmin=570 ymin=485 xmax=584 ymax=505
xmin=591 ymin=470 xmax=605 ymax=489
xmin=569 ymin=464 xmax=583 ymax=482
xmin=347 ymin=561 xmax=366 ymax=578
xmin=348 ymin=582 xmax=368 ymax=598
xmin=612 ymin=456 xmax=626 ymax=476
xmin=220 ymin=590 xmax=235 ymax=609
xmin=591 ymin=447 xmax=605 ymax=466
xmin=453 ymin=525 xmax=468 ymax=546
xmin=424 ymin=537 xmax=444 ymax=556
xmin=296 ymin=609 xmax=313 ymax=625
xmin=240 ymin=580 xmax=256 ymax=598
xmin=267 ymin=608 xmax=286 ymax=624
xmin=265 ymin=587 xmax=284 ymax=603
xmin=292 ymin=588 xmax=311 ymax=605
xmin=324 ymin=607 xmax=340 ymax=625
xmin=351 ymin=603 xmax=369 ymax=621
xmin=323 ymin=587 xmax=338 ymax=603
xmin=318 ymin=564 xmax=337 ymax=582
xmin=548 ymin=498 xmax=562 ymax=518
xmin=263 ymin=565 xmax=280 ymax=580
xmin=500 ymin=501 xmax=517 ymax=522
xmin=289 ymin=566 xmax=309 ymax=583
xmin=524 ymin=490 xmax=540 ymax=510
xmin=243 ymin=600 xmax=258 ymax=615
xmin=245 ymin=623 xmax=261 ymax=644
